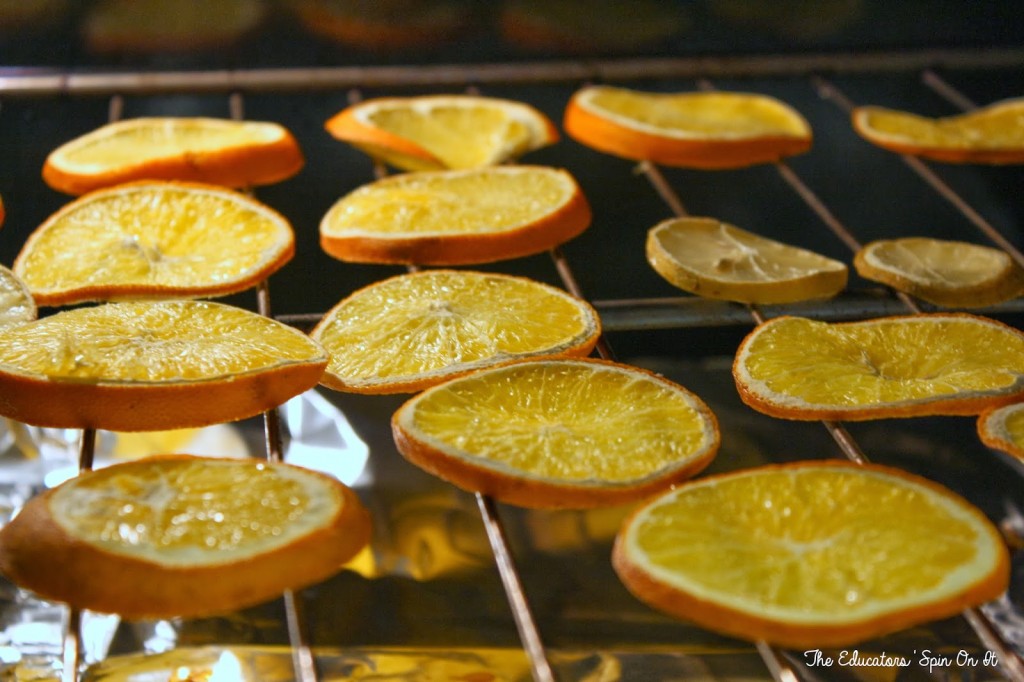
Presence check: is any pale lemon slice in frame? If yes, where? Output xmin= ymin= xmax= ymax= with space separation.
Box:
xmin=319 ymin=166 xmax=591 ymax=264
xmin=0 ymin=300 xmax=327 ymax=431
xmin=0 ymin=264 xmax=36 ymax=329
xmin=0 ymin=455 xmax=370 ymax=618
xmin=564 ymin=86 xmax=812 ymax=168
xmin=733 ymin=313 xmax=1024 ymax=421
xmin=977 ymin=402 xmax=1024 ymax=463
xmin=311 ymin=270 xmax=600 ymax=394
xmin=647 ymin=217 xmax=848 ymax=304
xmin=14 ymin=181 xmax=294 ymax=307
xmin=393 ymin=358 xmax=720 ymax=508
xmin=614 ymin=461 xmax=1010 ymax=648
xmin=854 ymin=237 xmax=1024 ymax=308
xmin=324 ymin=94 xmax=559 ymax=171
xmin=43 ymin=117 xmax=303 ymax=195
xmin=852 ymin=98 xmax=1024 ymax=164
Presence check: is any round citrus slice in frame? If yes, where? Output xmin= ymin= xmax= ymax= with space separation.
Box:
xmin=853 ymin=237 xmax=1024 ymax=308
xmin=977 ymin=402 xmax=1024 ymax=463
xmin=0 ymin=265 xmax=36 ymax=329
xmin=14 ymin=181 xmax=294 ymax=307
xmin=563 ymin=86 xmax=812 ymax=169
xmin=646 ymin=217 xmax=848 ymax=304
xmin=852 ymin=98 xmax=1024 ymax=164
xmin=0 ymin=455 xmax=371 ymax=619
xmin=0 ymin=300 xmax=327 ymax=431
xmin=392 ymin=358 xmax=720 ymax=508
xmin=733 ymin=313 xmax=1024 ymax=421
xmin=43 ymin=117 xmax=303 ymax=196
xmin=324 ymin=94 xmax=559 ymax=172
xmin=613 ymin=461 xmax=1010 ymax=649
xmin=319 ymin=166 xmax=591 ymax=265
xmin=311 ymin=270 xmax=600 ymax=394
xmin=288 ymin=0 xmax=469 ymax=50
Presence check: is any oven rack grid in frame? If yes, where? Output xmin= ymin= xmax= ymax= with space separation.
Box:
xmin=1 ymin=50 xmax=1023 ymax=682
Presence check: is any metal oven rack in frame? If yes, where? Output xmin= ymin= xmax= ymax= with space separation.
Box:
xmin=2 ymin=46 xmax=1024 ymax=682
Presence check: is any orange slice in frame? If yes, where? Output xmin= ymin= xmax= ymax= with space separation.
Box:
xmin=311 ymin=270 xmax=600 ymax=394
xmin=0 ymin=455 xmax=370 ymax=619
xmin=613 ymin=461 xmax=1010 ymax=649
xmin=0 ymin=265 xmax=36 ymax=329
xmin=733 ymin=313 xmax=1024 ymax=421
xmin=319 ymin=166 xmax=591 ymax=265
xmin=43 ymin=117 xmax=304 ymax=196
xmin=563 ymin=86 xmax=812 ymax=169
xmin=853 ymin=237 xmax=1024 ymax=308
xmin=14 ymin=182 xmax=294 ymax=307
xmin=288 ymin=0 xmax=469 ymax=50
xmin=392 ymin=359 xmax=719 ymax=508
xmin=646 ymin=217 xmax=848 ymax=304
xmin=852 ymin=99 xmax=1024 ymax=164
xmin=0 ymin=300 xmax=327 ymax=431
xmin=977 ymin=402 xmax=1024 ymax=463
xmin=324 ymin=94 xmax=559 ymax=172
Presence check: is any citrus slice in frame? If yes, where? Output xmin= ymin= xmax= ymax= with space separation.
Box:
xmin=646 ymin=217 xmax=847 ymax=304
xmin=311 ymin=270 xmax=600 ymax=394
xmin=0 ymin=300 xmax=327 ymax=431
xmin=852 ymin=98 xmax=1024 ymax=164
xmin=613 ymin=461 xmax=1010 ymax=649
xmin=563 ymin=86 xmax=812 ymax=169
xmin=853 ymin=237 xmax=1024 ymax=308
xmin=977 ymin=402 xmax=1024 ymax=463
xmin=324 ymin=94 xmax=559 ymax=172
xmin=733 ymin=313 xmax=1024 ymax=421
xmin=288 ymin=0 xmax=469 ymax=50
xmin=43 ymin=117 xmax=304 ymax=196
xmin=0 ymin=455 xmax=371 ymax=619
xmin=392 ymin=358 xmax=719 ymax=508
xmin=319 ymin=166 xmax=591 ymax=265
xmin=14 ymin=181 xmax=294 ymax=307
xmin=0 ymin=265 xmax=36 ymax=329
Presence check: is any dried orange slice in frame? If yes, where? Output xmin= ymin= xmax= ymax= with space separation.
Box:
xmin=646 ymin=217 xmax=847 ymax=304
xmin=854 ymin=237 xmax=1024 ymax=308
xmin=288 ymin=0 xmax=469 ymax=50
xmin=563 ymin=86 xmax=812 ymax=169
xmin=0 ymin=265 xmax=36 ymax=329
xmin=393 ymin=359 xmax=719 ymax=509
xmin=733 ymin=313 xmax=1024 ymax=421
xmin=14 ymin=181 xmax=294 ymax=307
xmin=852 ymin=99 xmax=1024 ymax=164
xmin=613 ymin=461 xmax=1010 ymax=649
xmin=319 ymin=166 xmax=590 ymax=265
xmin=0 ymin=455 xmax=370 ymax=619
xmin=0 ymin=300 xmax=327 ymax=432
xmin=311 ymin=270 xmax=600 ymax=394
xmin=978 ymin=402 xmax=1024 ymax=463
xmin=43 ymin=117 xmax=303 ymax=195
xmin=324 ymin=94 xmax=559 ymax=172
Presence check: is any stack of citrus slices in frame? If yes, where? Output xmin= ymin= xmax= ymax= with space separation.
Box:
xmin=325 ymin=94 xmax=558 ymax=171
xmin=563 ymin=86 xmax=812 ymax=168
xmin=852 ymin=98 xmax=1024 ymax=164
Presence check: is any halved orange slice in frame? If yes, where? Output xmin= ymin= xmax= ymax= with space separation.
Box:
xmin=0 ymin=300 xmax=327 ymax=431
xmin=563 ymin=86 xmax=812 ymax=169
xmin=392 ymin=358 xmax=719 ymax=509
xmin=43 ymin=117 xmax=304 ymax=195
xmin=646 ymin=217 xmax=847 ymax=304
xmin=14 ymin=181 xmax=294 ymax=307
xmin=733 ymin=313 xmax=1024 ymax=421
xmin=0 ymin=455 xmax=371 ymax=619
xmin=613 ymin=461 xmax=1010 ymax=648
xmin=852 ymin=98 xmax=1024 ymax=164
xmin=324 ymin=94 xmax=559 ymax=172
xmin=319 ymin=166 xmax=590 ymax=265
xmin=977 ymin=402 xmax=1024 ymax=463
xmin=311 ymin=270 xmax=600 ymax=394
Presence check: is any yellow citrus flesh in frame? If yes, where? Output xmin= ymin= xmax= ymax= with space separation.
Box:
xmin=0 ymin=265 xmax=36 ymax=329
xmin=733 ymin=314 xmax=1024 ymax=420
xmin=854 ymin=237 xmax=1023 ymax=307
xmin=312 ymin=270 xmax=600 ymax=394
xmin=14 ymin=182 xmax=293 ymax=306
xmin=978 ymin=402 xmax=1024 ymax=462
xmin=614 ymin=462 xmax=1009 ymax=648
xmin=647 ymin=217 xmax=847 ymax=304
xmin=393 ymin=359 xmax=719 ymax=508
